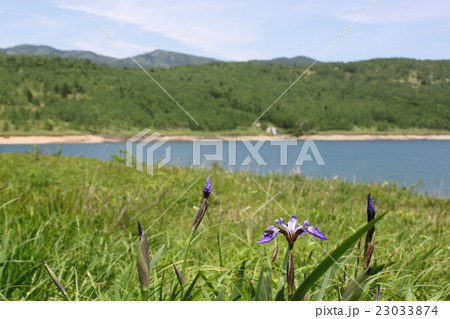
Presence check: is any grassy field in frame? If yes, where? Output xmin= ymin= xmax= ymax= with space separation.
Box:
xmin=0 ymin=153 xmax=448 ymax=301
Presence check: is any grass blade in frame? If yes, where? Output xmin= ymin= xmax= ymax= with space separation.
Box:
xmin=254 ymin=264 xmax=271 ymax=301
xmin=405 ymin=278 xmax=415 ymax=301
xmin=182 ymin=271 xmax=201 ymax=301
xmin=149 ymin=245 xmax=165 ymax=275
xmin=342 ymin=269 xmax=368 ymax=301
xmin=342 ymin=263 xmax=389 ymax=301
xmin=215 ymin=288 xmax=225 ymax=301
xmin=0 ymin=233 xmax=10 ymax=281
xmin=275 ymin=283 xmax=285 ymax=301
xmin=231 ymin=260 xmax=246 ymax=301
xmin=313 ymin=267 xmax=332 ymax=301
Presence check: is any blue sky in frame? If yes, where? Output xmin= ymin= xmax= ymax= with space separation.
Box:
xmin=1 ymin=0 xmax=449 ymax=62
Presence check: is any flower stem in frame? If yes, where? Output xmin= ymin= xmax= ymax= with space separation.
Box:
xmin=287 ymin=244 xmax=295 ymax=299
xmin=180 ymin=231 xmax=194 ymax=298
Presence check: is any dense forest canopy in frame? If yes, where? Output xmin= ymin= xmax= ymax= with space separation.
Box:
xmin=0 ymin=54 xmax=449 ymax=135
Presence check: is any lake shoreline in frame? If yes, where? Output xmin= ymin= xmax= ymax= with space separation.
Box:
xmin=1 ymin=133 xmax=450 ymax=144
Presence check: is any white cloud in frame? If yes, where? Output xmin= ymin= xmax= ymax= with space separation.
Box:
xmin=331 ymin=0 xmax=450 ymax=24
xmin=58 ymin=0 xmax=263 ymax=60
xmin=51 ymin=0 xmax=450 ymax=61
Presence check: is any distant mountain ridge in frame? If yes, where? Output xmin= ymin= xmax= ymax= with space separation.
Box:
xmin=0 ymin=44 xmax=315 ymax=68
xmin=0 ymin=45 xmax=118 ymax=65
xmin=118 ymin=50 xmax=219 ymax=68
xmin=251 ymin=55 xmax=315 ymax=66
xmin=0 ymin=44 xmax=218 ymax=68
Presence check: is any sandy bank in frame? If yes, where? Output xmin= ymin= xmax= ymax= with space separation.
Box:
xmin=1 ymin=134 xmax=449 ymax=144
xmin=0 ymin=135 xmax=125 ymax=144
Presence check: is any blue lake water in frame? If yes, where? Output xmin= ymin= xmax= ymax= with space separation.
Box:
xmin=1 ymin=140 xmax=449 ymax=197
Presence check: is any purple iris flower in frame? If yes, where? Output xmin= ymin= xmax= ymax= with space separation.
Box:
xmin=257 ymin=215 xmax=327 ymax=245
xmin=367 ymin=193 xmax=376 ymax=222
xmin=364 ymin=193 xmax=376 ymax=266
xmin=203 ymin=176 xmax=212 ymax=198
xmin=192 ymin=177 xmax=212 ymax=232
xmin=138 ymin=221 xmax=144 ymax=239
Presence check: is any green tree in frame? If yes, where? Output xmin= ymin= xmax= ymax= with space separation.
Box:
xmin=3 ymin=121 xmax=10 ymax=132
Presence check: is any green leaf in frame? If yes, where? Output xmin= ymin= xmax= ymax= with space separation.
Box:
xmin=273 ymin=248 xmax=289 ymax=301
xmin=343 ymin=262 xmax=393 ymax=301
xmin=215 ymin=288 xmax=225 ymax=301
xmin=169 ymin=282 xmax=180 ymax=301
xmin=248 ymin=281 xmax=256 ymax=299
xmin=231 ymin=260 xmax=246 ymax=301
xmin=405 ymin=278 xmax=415 ymax=301
xmin=384 ymin=289 xmax=403 ymax=301
xmin=290 ymin=211 xmax=389 ymax=301
xmin=342 ymin=269 xmax=368 ymax=301
xmin=275 ymin=282 xmax=286 ymax=301
xmin=182 ymin=271 xmax=201 ymax=301
xmin=313 ymin=267 xmax=332 ymax=301
xmin=370 ymin=263 xmax=392 ymax=276
xmin=217 ymin=232 xmax=223 ymax=268
xmin=199 ymin=272 xmax=215 ymax=291
xmin=403 ymin=247 xmax=436 ymax=273
xmin=254 ymin=264 xmax=271 ymax=301
xmin=149 ymin=245 xmax=165 ymax=275
xmin=114 ymin=283 xmax=122 ymax=301
xmin=0 ymin=233 xmax=10 ymax=281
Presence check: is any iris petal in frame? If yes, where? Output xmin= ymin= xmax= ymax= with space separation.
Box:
xmin=265 ymin=225 xmax=277 ymax=232
xmin=367 ymin=193 xmax=376 ymax=221
xmin=257 ymin=227 xmax=279 ymax=244
xmin=275 ymin=218 xmax=288 ymax=231
xmin=288 ymin=215 xmax=298 ymax=234
xmin=259 ymin=215 xmax=327 ymax=245
xmin=306 ymin=227 xmax=328 ymax=240
xmin=203 ymin=176 xmax=212 ymax=195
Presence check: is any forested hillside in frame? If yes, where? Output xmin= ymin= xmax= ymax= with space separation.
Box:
xmin=0 ymin=54 xmax=448 ymax=135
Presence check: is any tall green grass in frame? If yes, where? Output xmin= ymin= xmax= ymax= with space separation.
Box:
xmin=0 ymin=153 xmax=448 ymax=300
